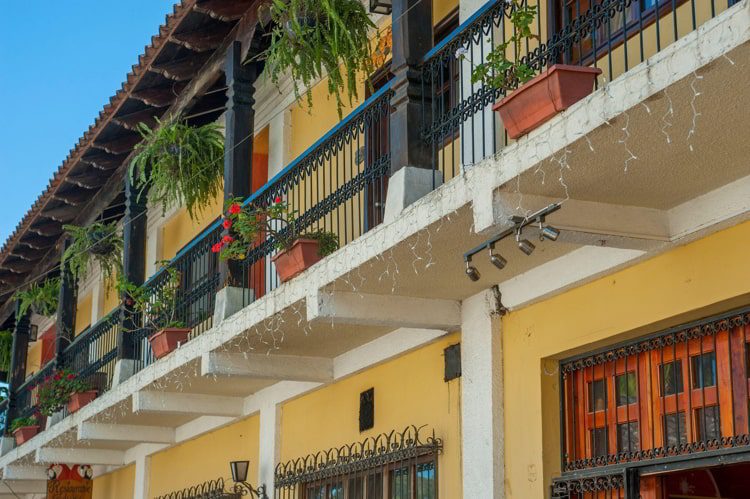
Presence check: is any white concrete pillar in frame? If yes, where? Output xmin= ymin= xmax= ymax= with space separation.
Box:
xmin=90 ymin=279 xmax=104 ymax=325
xmin=145 ymin=216 xmax=162 ymax=279
xmin=266 ymin=109 xmax=292 ymax=291
xmin=133 ymin=454 xmax=151 ymax=499
xmin=461 ymin=289 xmax=504 ymax=498
xmin=258 ymin=402 xmax=281 ymax=492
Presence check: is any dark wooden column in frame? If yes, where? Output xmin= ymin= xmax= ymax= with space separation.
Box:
xmin=55 ymin=238 xmax=78 ymax=366
xmin=220 ymin=40 xmax=259 ymax=286
xmin=5 ymin=301 xmax=31 ymax=431
xmin=389 ymin=0 xmax=433 ymax=174
xmin=118 ymin=175 xmax=148 ymax=360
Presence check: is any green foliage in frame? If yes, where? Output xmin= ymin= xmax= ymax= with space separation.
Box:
xmin=215 ymin=197 xmax=339 ymax=261
xmin=130 ymin=118 xmax=224 ymax=221
xmin=62 ymin=222 xmax=123 ymax=282
xmin=0 ymin=330 xmax=12 ymax=373
xmin=263 ymin=0 xmax=378 ymax=118
xmin=9 ymin=416 xmax=37 ymax=433
xmin=469 ymin=1 xmax=538 ymax=90
xmin=14 ymin=278 xmax=60 ymax=318
xmin=36 ymin=369 xmax=91 ymax=416
xmin=117 ymin=264 xmax=184 ymax=331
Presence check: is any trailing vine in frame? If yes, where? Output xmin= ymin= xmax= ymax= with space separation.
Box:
xmin=62 ymin=222 xmax=123 ymax=282
xmin=262 ymin=0 xmax=379 ymax=118
xmin=0 ymin=330 xmax=12 ymax=374
xmin=14 ymin=277 xmax=59 ymax=317
xmin=130 ymin=118 xmax=224 ymax=220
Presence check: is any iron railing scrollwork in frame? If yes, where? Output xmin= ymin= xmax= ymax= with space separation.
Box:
xmin=155 ymin=478 xmax=240 ymax=499
xmin=551 ymin=471 xmax=625 ymax=498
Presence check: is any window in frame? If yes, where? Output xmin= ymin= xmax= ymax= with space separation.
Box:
xmin=415 ymin=462 xmax=436 ymax=499
xmin=691 ymin=351 xmax=717 ymax=389
xmin=306 ymin=483 xmax=344 ymax=499
xmin=616 ymin=372 xmax=637 ymax=406
xmin=390 ymin=467 xmax=411 ymax=499
xmin=590 ymin=427 xmax=608 ymax=458
xmin=347 ymin=472 xmax=383 ymax=499
xmin=588 ymin=379 xmax=607 ymax=412
xmin=617 ymin=422 xmax=640 ymax=453
xmin=389 ymin=462 xmax=437 ymax=499
xmin=696 ymin=406 xmax=721 ymax=442
xmin=663 ymin=412 xmax=687 ymax=447
xmin=660 ymin=361 xmax=684 ymax=395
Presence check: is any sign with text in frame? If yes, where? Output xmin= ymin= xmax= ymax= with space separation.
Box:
xmin=47 ymin=464 xmax=93 ymax=499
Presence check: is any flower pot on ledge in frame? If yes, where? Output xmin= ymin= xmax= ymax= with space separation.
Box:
xmin=272 ymin=239 xmax=322 ymax=283
xmin=68 ymin=390 xmax=97 ymax=414
xmin=494 ymin=64 xmax=602 ymax=139
xmin=149 ymin=328 xmax=191 ymax=359
xmin=12 ymin=426 xmax=39 ymax=446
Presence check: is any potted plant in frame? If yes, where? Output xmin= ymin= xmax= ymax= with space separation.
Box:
xmin=130 ymin=118 xmax=224 ymax=220
xmin=9 ymin=416 xmax=39 ymax=445
xmin=468 ymin=0 xmax=601 ymax=139
xmin=14 ymin=277 xmax=60 ymax=317
xmin=213 ymin=198 xmax=339 ymax=283
xmin=62 ymin=222 xmax=123 ymax=282
xmin=0 ymin=330 xmax=12 ymax=380
xmin=262 ymin=0 xmax=379 ymax=118
xmin=37 ymin=369 xmax=96 ymax=416
xmin=117 ymin=265 xmax=189 ymax=359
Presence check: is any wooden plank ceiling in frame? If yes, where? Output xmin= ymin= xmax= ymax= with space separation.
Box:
xmin=0 ymin=0 xmax=255 ymax=314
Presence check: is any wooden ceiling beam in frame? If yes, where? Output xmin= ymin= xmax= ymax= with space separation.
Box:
xmin=194 ymin=0 xmax=254 ymax=22
xmin=42 ymin=203 xmax=78 ymax=223
xmin=113 ymin=106 xmax=166 ymax=131
xmin=64 ymin=170 xmax=108 ymax=190
xmin=2 ymin=258 xmax=41 ymax=274
xmin=93 ymin=133 xmax=142 ymax=155
xmin=19 ymin=234 xmax=59 ymax=251
xmin=80 ymin=152 xmax=126 ymax=171
xmin=53 ymin=187 xmax=94 ymax=206
xmin=150 ymin=52 xmax=212 ymax=81
xmin=0 ymin=272 xmax=28 ymax=286
xmin=131 ymin=83 xmax=187 ymax=107
xmin=172 ymin=23 xmax=233 ymax=52
xmin=28 ymin=219 xmax=63 ymax=238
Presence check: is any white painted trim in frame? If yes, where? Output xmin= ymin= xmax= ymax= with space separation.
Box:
xmin=201 ymin=352 xmax=333 ymax=382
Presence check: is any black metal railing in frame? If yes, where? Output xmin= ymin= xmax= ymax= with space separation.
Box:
xmin=556 ymin=306 xmax=750 ymax=491
xmin=12 ymin=361 xmax=55 ymax=422
xmin=420 ymin=0 xmax=736 ymax=178
xmin=274 ymin=425 xmax=442 ymax=499
xmin=155 ymin=477 xmax=240 ymax=499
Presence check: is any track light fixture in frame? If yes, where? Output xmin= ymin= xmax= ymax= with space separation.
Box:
xmin=488 ymin=244 xmax=507 ymax=270
xmin=465 ymin=258 xmax=480 ymax=282
xmin=516 ymin=229 xmax=535 ymax=256
xmin=539 ymin=221 xmax=560 ymax=241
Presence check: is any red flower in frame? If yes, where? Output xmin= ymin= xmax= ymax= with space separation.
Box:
xmin=211 ymin=242 xmax=223 ymax=254
xmin=54 ymin=373 xmax=62 ymax=381
xmin=274 ymin=196 xmax=282 ymax=204
xmin=228 ymin=203 xmax=241 ymax=215
xmin=222 ymin=235 xmax=234 ymax=244
xmin=67 ymin=374 xmax=75 ymax=380
xmin=222 ymin=218 xmax=232 ymax=230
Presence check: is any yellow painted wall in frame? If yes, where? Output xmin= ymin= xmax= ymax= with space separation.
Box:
xmin=148 ymin=415 xmax=260 ymax=497
xmin=74 ymin=292 xmax=93 ymax=336
xmin=25 ymin=340 xmax=42 ymax=377
xmin=92 ymin=464 xmax=135 ymax=499
xmin=503 ymin=220 xmax=750 ymax=499
xmin=159 ymin=189 xmax=224 ymax=262
xmin=102 ymin=281 xmax=120 ymax=318
xmin=280 ymin=332 xmax=462 ymax=498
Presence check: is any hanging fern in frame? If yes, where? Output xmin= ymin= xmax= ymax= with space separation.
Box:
xmin=14 ymin=278 xmax=60 ymax=317
xmin=62 ymin=222 xmax=123 ymax=282
xmin=263 ymin=0 xmax=378 ymax=118
xmin=0 ymin=330 xmax=12 ymax=374
xmin=130 ymin=118 xmax=224 ymax=220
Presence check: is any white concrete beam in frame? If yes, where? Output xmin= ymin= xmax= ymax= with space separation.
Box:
xmin=201 ymin=352 xmax=333 ymax=382
xmin=2 ymin=465 xmax=47 ymax=480
xmin=0 ymin=480 xmax=46 ymax=493
xmin=307 ymin=291 xmax=461 ymax=330
xmin=77 ymin=422 xmax=175 ymax=445
xmin=36 ymin=448 xmax=124 ymax=466
xmin=132 ymin=391 xmax=243 ymax=417
xmin=491 ymin=192 xmax=669 ymax=250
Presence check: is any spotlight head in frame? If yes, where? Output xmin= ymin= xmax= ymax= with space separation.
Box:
xmin=541 ymin=225 xmax=560 ymax=241
xmin=490 ymin=253 xmax=507 ymax=270
xmin=516 ymin=230 xmax=535 ymax=255
xmin=465 ymin=260 xmax=480 ymax=281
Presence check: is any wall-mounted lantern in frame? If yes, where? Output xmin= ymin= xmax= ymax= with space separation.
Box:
xmin=229 ymin=460 xmax=268 ymax=498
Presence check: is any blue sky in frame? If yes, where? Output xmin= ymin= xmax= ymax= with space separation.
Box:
xmin=0 ymin=1 xmax=174 ymax=245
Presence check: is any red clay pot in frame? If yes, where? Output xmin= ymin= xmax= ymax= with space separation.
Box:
xmin=148 ymin=328 xmax=191 ymax=359
xmin=493 ymin=64 xmax=602 ymax=139
xmin=271 ymin=239 xmax=322 ymax=283
xmin=12 ymin=425 xmax=40 ymax=446
xmin=68 ymin=390 xmax=97 ymax=414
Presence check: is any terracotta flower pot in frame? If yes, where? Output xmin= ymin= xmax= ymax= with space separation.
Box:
xmin=68 ymin=390 xmax=97 ymax=414
xmin=12 ymin=425 xmax=40 ymax=446
xmin=493 ymin=64 xmax=602 ymax=139
xmin=148 ymin=328 xmax=191 ymax=359
xmin=272 ymin=239 xmax=322 ymax=283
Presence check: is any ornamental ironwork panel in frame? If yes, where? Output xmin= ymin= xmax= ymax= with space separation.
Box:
xmin=551 ymin=471 xmax=625 ymax=499
xmin=274 ymin=425 xmax=442 ymax=498
xmin=559 ymin=306 xmax=750 ymax=473
xmin=155 ymin=478 xmax=240 ymax=499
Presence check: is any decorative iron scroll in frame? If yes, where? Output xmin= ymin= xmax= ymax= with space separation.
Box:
xmin=155 ymin=478 xmax=239 ymax=499
xmin=551 ymin=472 xmax=625 ymax=498
xmin=274 ymin=425 xmax=443 ymax=488
xmin=561 ymin=311 xmax=750 ymax=375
